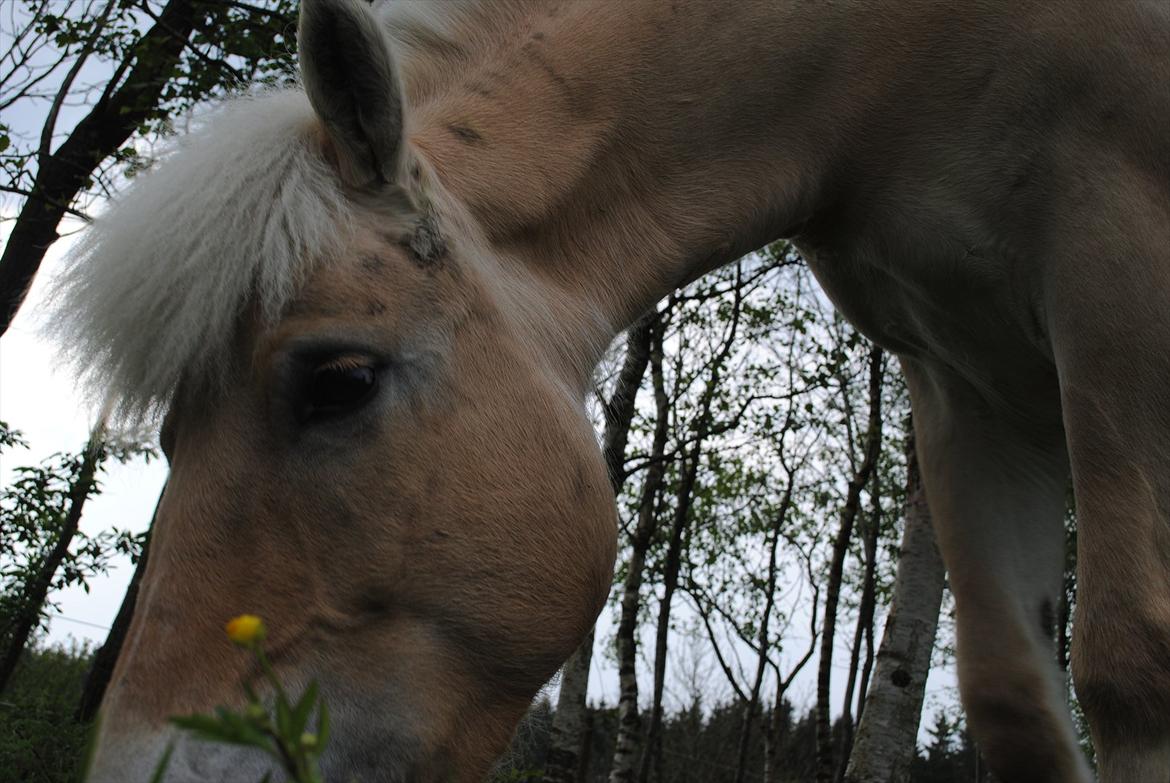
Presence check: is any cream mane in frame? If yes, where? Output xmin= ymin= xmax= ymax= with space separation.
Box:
xmin=49 ymin=1 xmax=483 ymax=424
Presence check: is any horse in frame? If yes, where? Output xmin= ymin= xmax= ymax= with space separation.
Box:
xmin=54 ymin=0 xmax=1168 ymax=780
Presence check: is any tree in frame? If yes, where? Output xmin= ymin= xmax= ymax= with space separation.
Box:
xmin=545 ymin=313 xmax=658 ymax=783
xmin=608 ymin=307 xmax=673 ymax=783
xmin=1 ymin=0 xmax=299 ymax=334
xmin=638 ymin=267 xmax=746 ymax=783
xmin=0 ymin=421 xmax=152 ymax=694
xmin=815 ymin=344 xmax=886 ymax=783
xmin=844 ymin=428 xmax=947 ymax=783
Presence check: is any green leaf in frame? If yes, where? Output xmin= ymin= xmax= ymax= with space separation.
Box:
xmin=269 ymin=692 xmax=294 ymax=747
xmin=316 ymin=700 xmax=330 ymax=750
xmin=148 ymin=742 xmax=175 ymax=783
xmin=170 ymin=713 xmax=241 ymax=744
xmin=170 ymin=709 xmax=266 ymax=748
xmin=289 ymin=681 xmax=319 ymax=737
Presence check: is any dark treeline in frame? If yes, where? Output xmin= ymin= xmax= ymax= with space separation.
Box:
xmin=492 ymin=696 xmax=991 ymax=783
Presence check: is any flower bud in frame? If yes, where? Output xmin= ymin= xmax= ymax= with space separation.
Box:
xmin=225 ymin=614 xmax=266 ymax=646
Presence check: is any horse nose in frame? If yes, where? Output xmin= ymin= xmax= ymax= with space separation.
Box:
xmin=86 ymin=727 xmax=278 ymax=783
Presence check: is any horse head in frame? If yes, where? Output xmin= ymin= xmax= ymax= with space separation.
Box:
xmin=72 ymin=1 xmax=618 ymax=779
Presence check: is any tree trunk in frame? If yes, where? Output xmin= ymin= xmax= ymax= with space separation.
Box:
xmin=0 ymin=0 xmax=199 ymax=334
xmin=835 ymin=470 xmax=883 ymax=782
xmin=765 ymin=553 xmax=822 ymax=783
xmin=636 ymin=278 xmax=743 ymax=783
xmin=0 ymin=430 xmax=104 ymax=694
xmin=854 ymin=472 xmax=883 ymax=728
xmin=637 ymin=444 xmax=699 ymax=783
xmin=544 ymin=626 xmax=597 ymax=782
xmin=608 ymin=319 xmax=671 ymax=783
xmin=733 ymin=477 xmax=794 ymax=783
xmin=843 ymin=433 xmax=947 ymax=783
xmin=545 ymin=315 xmax=656 ymax=783
xmin=816 ymin=346 xmax=885 ymax=783
xmin=75 ymin=484 xmax=162 ymax=723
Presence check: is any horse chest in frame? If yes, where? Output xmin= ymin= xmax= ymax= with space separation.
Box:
xmin=796 ymin=230 xmax=1058 ymax=407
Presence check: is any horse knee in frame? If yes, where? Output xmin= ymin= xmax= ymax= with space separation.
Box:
xmin=1070 ymin=609 xmax=1170 ymax=781
xmin=958 ymin=660 xmax=1087 ymax=783
xmin=1072 ymin=609 xmax=1170 ymax=733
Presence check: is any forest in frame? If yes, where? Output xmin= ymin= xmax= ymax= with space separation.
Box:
xmin=0 ymin=3 xmax=1088 ymax=782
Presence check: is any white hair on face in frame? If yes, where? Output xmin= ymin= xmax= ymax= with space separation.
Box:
xmin=47 ymin=89 xmax=354 ymax=424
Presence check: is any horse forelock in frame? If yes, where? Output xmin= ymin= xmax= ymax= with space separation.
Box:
xmin=46 ymin=0 xmax=528 ymax=429
xmin=46 ymin=89 xmax=411 ymax=426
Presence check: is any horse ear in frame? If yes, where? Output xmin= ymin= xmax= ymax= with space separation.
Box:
xmin=298 ymin=0 xmax=403 ymax=187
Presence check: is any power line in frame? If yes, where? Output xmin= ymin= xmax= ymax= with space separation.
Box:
xmin=49 ymin=612 xmax=110 ymax=631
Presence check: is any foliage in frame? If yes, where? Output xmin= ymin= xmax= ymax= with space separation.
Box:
xmin=0 ymin=641 xmax=94 ymax=783
xmin=1 ymin=0 xmax=300 ymax=214
xmin=0 ymin=421 xmax=152 ymax=654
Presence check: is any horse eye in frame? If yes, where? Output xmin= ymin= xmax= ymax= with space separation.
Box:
xmin=302 ymin=363 xmax=378 ymax=419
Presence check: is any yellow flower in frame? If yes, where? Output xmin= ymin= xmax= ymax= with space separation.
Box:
xmin=225 ymin=614 xmax=266 ymax=646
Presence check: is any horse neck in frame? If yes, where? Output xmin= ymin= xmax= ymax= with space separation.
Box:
xmin=403 ymin=0 xmax=941 ymax=339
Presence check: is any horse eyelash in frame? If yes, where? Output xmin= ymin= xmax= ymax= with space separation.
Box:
xmin=316 ymin=354 xmax=372 ymax=372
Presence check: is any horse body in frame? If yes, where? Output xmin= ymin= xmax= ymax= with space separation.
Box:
xmin=60 ymin=0 xmax=1170 ymax=781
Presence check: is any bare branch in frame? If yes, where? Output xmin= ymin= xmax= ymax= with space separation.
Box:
xmin=0 ymin=184 xmax=92 ymax=222
xmin=38 ymin=0 xmax=119 ymax=163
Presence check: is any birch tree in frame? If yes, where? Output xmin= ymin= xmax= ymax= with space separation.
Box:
xmin=544 ymin=313 xmax=657 ymax=783
xmin=844 ymin=430 xmax=947 ymax=783
xmin=608 ymin=311 xmax=672 ymax=783
xmin=815 ymin=344 xmax=886 ymax=783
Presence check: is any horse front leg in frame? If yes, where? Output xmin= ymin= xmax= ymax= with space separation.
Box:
xmin=1049 ymin=255 xmax=1170 ymax=782
xmin=902 ymin=358 xmax=1092 ymax=783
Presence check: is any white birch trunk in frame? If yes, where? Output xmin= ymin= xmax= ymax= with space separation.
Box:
xmin=843 ymin=444 xmax=946 ymax=783
xmin=543 ymin=627 xmax=595 ymax=783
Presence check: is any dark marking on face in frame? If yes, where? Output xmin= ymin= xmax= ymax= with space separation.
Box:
xmin=1010 ymin=153 xmax=1042 ymax=193
xmin=969 ymin=65 xmax=996 ymax=101
xmin=402 ymin=213 xmax=447 ymax=267
xmin=891 ymin=668 xmax=911 ymax=688
xmin=361 ymin=254 xmax=386 ymax=273
xmin=366 ymin=300 xmax=387 ymax=317
xmin=1040 ymin=598 xmax=1056 ymax=641
xmin=357 ymin=588 xmax=393 ymax=616
xmin=467 ymin=80 xmax=494 ymax=98
xmin=572 ymin=461 xmax=591 ymax=503
xmin=519 ymin=44 xmax=592 ymax=118
xmin=1097 ymin=101 xmax=1124 ymax=128
xmin=447 ymin=122 xmax=484 ymax=145
xmin=531 ymin=31 xmax=545 ymax=40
